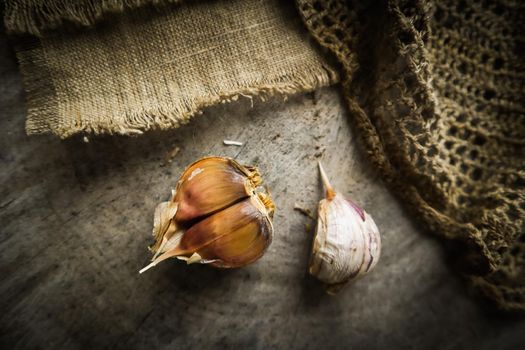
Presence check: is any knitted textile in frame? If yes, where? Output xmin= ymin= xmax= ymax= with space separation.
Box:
xmin=297 ymin=0 xmax=525 ymax=310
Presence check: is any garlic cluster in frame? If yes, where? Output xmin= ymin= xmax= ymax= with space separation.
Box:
xmin=140 ymin=157 xmax=274 ymax=273
xmin=309 ymin=163 xmax=381 ymax=292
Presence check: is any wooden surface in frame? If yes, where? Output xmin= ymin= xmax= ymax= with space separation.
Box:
xmin=1 ymin=32 xmax=524 ymax=349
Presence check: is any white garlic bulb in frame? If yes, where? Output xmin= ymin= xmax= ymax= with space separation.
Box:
xmin=309 ymin=162 xmax=381 ymax=293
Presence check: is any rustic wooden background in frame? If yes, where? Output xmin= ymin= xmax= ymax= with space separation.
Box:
xmin=1 ymin=30 xmax=524 ymax=349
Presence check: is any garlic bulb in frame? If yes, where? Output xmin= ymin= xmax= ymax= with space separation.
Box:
xmin=309 ymin=162 xmax=381 ymax=292
xmin=140 ymin=157 xmax=274 ymax=273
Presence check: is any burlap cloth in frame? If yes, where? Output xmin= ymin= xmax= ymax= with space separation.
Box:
xmin=5 ymin=0 xmax=525 ymax=310
xmin=7 ymin=0 xmax=338 ymax=136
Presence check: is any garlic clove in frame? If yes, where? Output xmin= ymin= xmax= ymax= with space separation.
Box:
xmin=309 ymin=162 xmax=381 ymax=291
xmin=310 ymin=194 xmax=381 ymax=283
xmin=177 ymin=195 xmax=273 ymax=268
xmin=173 ymin=157 xmax=261 ymax=223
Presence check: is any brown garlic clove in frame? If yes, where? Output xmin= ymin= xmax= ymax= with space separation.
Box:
xmin=178 ymin=195 xmax=273 ymax=268
xmin=173 ymin=156 xmax=261 ymax=223
xmin=141 ymin=156 xmax=274 ymax=273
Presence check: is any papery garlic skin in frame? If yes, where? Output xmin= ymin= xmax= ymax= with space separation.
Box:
xmin=309 ymin=163 xmax=381 ymax=291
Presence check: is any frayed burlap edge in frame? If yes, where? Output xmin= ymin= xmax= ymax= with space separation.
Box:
xmin=17 ymin=38 xmax=339 ymax=138
xmin=4 ymin=0 xmax=185 ymax=36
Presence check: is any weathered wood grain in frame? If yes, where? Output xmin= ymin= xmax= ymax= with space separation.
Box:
xmin=0 ymin=32 xmax=523 ymax=349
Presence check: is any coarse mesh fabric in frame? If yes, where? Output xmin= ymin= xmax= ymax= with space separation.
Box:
xmin=296 ymin=0 xmax=525 ymax=311
xmin=8 ymin=0 xmax=338 ymax=137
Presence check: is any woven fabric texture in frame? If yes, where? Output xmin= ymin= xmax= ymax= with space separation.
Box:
xmin=4 ymin=0 xmax=185 ymax=36
xmin=297 ymin=0 xmax=525 ymax=310
xmin=14 ymin=0 xmax=338 ymax=137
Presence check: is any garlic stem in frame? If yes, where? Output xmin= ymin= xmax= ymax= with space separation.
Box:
xmin=318 ymin=162 xmax=335 ymax=200
xmin=139 ymin=262 xmax=156 ymax=274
